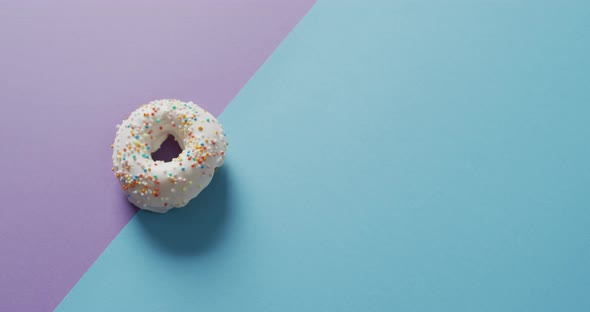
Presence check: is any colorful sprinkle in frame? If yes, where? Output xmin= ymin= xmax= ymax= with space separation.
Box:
xmin=111 ymin=99 xmax=227 ymax=212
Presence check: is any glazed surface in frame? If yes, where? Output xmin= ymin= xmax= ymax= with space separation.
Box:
xmin=112 ymin=99 xmax=228 ymax=213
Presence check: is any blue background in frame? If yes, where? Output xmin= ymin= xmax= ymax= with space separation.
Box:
xmin=57 ymin=1 xmax=590 ymax=311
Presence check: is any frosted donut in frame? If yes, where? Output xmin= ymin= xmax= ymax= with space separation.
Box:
xmin=111 ymin=99 xmax=228 ymax=213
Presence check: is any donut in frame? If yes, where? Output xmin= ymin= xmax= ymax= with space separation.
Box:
xmin=111 ymin=99 xmax=228 ymax=213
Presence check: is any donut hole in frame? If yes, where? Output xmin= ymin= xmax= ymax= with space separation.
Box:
xmin=151 ymin=135 xmax=182 ymax=162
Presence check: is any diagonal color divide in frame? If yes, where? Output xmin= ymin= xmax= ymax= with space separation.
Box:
xmin=0 ymin=1 xmax=315 ymax=311
xmin=57 ymin=1 xmax=590 ymax=311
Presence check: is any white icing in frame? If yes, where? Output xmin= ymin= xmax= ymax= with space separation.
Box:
xmin=112 ymin=99 xmax=228 ymax=213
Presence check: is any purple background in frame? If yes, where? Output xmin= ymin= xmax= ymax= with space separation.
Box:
xmin=0 ymin=1 xmax=314 ymax=311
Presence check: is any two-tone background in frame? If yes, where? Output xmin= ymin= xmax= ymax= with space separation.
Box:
xmin=1 ymin=1 xmax=589 ymax=311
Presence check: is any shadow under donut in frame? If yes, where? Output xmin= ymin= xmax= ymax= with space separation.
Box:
xmin=135 ymin=165 xmax=231 ymax=256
